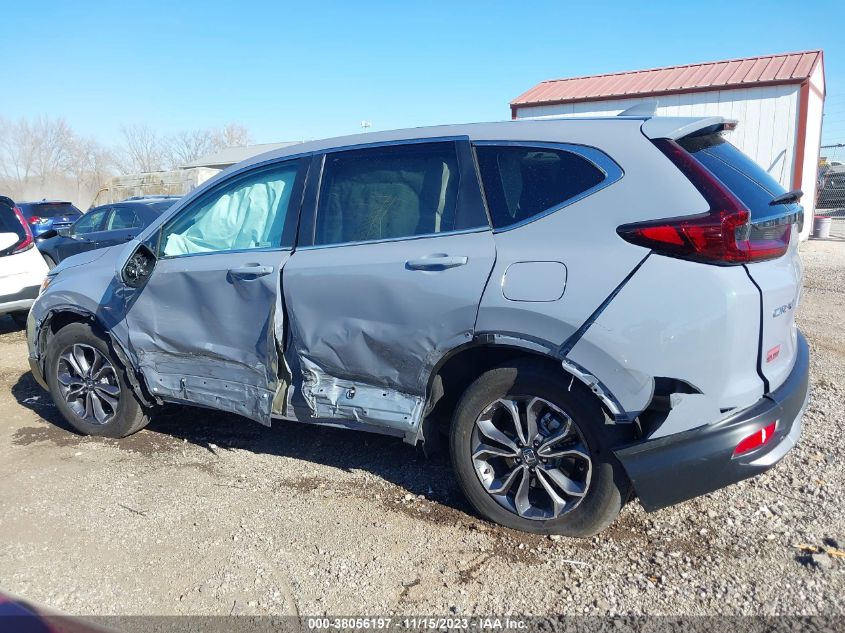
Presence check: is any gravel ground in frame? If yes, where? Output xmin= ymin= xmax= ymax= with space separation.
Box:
xmin=0 ymin=233 xmax=843 ymax=617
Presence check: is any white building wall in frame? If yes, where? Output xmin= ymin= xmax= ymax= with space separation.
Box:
xmin=514 ymin=86 xmax=801 ymax=191
xmin=800 ymin=63 xmax=826 ymax=239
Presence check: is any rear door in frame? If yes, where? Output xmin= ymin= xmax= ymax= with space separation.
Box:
xmin=283 ymin=139 xmax=495 ymax=434
xmin=678 ymin=133 xmax=802 ymax=391
xmin=96 ymin=204 xmax=144 ymax=249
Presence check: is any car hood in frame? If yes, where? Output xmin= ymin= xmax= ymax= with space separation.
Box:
xmin=52 ymin=245 xmax=115 ymax=275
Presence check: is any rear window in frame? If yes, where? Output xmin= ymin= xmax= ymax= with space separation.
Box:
xmin=678 ymin=134 xmax=799 ymax=222
xmin=18 ymin=202 xmax=81 ymax=219
xmin=0 ymin=204 xmax=25 ymax=240
xmin=475 ymin=145 xmax=606 ymax=229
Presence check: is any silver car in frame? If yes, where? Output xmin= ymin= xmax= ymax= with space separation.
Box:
xmin=26 ymin=116 xmax=809 ymax=536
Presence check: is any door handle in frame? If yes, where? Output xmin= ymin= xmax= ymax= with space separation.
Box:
xmin=405 ymin=254 xmax=468 ymax=271
xmin=229 ymin=264 xmax=274 ymax=279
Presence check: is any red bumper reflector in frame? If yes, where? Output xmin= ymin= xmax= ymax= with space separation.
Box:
xmin=734 ymin=422 xmax=777 ymax=456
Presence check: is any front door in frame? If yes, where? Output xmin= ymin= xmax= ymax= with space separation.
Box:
xmin=283 ymin=140 xmax=495 ymax=436
xmin=124 ymin=159 xmax=306 ymax=424
xmin=57 ymin=206 xmax=110 ymax=261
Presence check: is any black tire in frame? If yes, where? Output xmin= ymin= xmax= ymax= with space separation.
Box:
xmin=45 ymin=322 xmax=149 ymax=438
xmin=10 ymin=311 xmax=28 ymax=329
xmin=450 ymin=361 xmax=632 ymax=537
xmin=43 ymin=254 xmax=57 ymax=270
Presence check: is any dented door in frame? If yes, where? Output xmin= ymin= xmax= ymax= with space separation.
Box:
xmin=283 ymin=140 xmax=494 ymax=437
xmin=124 ymin=159 xmax=307 ymax=424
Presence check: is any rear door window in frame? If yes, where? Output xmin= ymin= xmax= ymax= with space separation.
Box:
xmin=474 ymin=145 xmax=607 ymax=229
xmin=107 ymin=206 xmax=141 ymax=230
xmin=678 ymin=134 xmax=800 ymax=222
xmin=314 ymin=141 xmax=487 ymax=246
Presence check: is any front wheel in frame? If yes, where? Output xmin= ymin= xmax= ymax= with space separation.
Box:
xmin=45 ymin=322 xmax=149 ymax=438
xmin=450 ymin=361 xmax=631 ymax=537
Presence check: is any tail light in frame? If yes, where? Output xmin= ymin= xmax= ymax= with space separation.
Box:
xmin=11 ymin=206 xmax=34 ymax=253
xmin=734 ymin=422 xmax=776 ymax=456
xmin=617 ymin=138 xmax=791 ymax=265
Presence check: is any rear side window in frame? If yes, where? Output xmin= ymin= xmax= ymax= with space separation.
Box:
xmin=475 ymin=145 xmax=606 ymax=229
xmin=315 ymin=142 xmax=485 ymax=246
xmin=107 ymin=206 xmax=141 ymax=230
xmin=19 ymin=202 xmax=80 ymax=219
xmin=0 ymin=204 xmax=25 ymax=242
xmin=678 ymin=134 xmax=798 ymax=221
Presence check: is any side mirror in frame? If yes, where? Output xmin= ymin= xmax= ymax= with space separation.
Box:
xmin=57 ymin=227 xmax=72 ymax=238
xmin=120 ymin=242 xmax=157 ymax=288
xmin=0 ymin=232 xmax=19 ymax=252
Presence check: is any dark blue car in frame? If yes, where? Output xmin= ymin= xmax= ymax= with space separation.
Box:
xmin=36 ymin=198 xmax=178 ymax=268
xmin=16 ymin=200 xmax=82 ymax=237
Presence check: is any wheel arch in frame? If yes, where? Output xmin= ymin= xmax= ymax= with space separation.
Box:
xmin=35 ymin=306 xmax=156 ymax=407
xmin=419 ymin=334 xmax=630 ymax=448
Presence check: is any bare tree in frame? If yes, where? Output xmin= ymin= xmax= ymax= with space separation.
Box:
xmin=214 ymin=122 xmax=252 ymax=149
xmin=117 ymin=124 xmax=167 ymax=173
xmin=0 ymin=117 xmax=39 ymax=184
xmin=32 ymin=116 xmax=75 ymax=185
xmin=167 ymin=128 xmax=217 ymax=168
xmin=67 ymin=137 xmax=114 ymax=195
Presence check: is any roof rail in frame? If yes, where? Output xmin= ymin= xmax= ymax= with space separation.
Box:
xmin=617 ymin=101 xmax=658 ymax=117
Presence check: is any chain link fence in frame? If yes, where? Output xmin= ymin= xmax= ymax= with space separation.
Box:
xmin=818 ymin=144 xmax=845 ymax=217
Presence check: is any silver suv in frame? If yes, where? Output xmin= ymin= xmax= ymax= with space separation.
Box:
xmin=27 ymin=116 xmax=809 ymax=536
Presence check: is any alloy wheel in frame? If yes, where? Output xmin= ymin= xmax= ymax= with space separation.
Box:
xmin=56 ymin=343 xmax=121 ymax=425
xmin=471 ymin=396 xmax=592 ymax=520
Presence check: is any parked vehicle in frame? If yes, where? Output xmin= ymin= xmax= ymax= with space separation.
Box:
xmin=817 ymin=164 xmax=845 ymax=209
xmin=36 ymin=198 xmax=178 ymax=269
xmin=16 ymin=200 xmax=82 ymax=238
xmin=27 ymin=116 xmax=809 ymax=536
xmin=0 ymin=196 xmax=48 ymax=327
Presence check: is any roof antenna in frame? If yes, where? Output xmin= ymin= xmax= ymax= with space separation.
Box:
xmin=617 ymin=100 xmax=658 ymax=117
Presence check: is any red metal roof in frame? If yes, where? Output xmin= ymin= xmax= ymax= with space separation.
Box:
xmin=511 ymin=50 xmax=823 ymax=108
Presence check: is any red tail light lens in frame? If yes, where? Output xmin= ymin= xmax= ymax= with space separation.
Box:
xmin=28 ymin=216 xmax=42 ymax=224
xmin=12 ymin=206 xmax=34 ymax=253
xmin=734 ymin=422 xmax=776 ymax=456
xmin=617 ymin=138 xmax=791 ymax=265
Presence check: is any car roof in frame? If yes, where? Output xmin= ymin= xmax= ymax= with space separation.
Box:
xmin=17 ymin=200 xmax=75 ymax=205
xmin=89 ymin=199 xmax=176 ymax=214
xmin=233 ymin=115 xmax=725 ymax=173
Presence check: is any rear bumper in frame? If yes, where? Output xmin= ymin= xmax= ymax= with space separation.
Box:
xmin=615 ymin=330 xmax=809 ymax=512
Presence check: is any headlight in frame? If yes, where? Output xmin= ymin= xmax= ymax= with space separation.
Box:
xmin=39 ymin=275 xmax=56 ymax=295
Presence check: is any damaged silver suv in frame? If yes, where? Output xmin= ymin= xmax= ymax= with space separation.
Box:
xmin=27 ymin=116 xmax=809 ymax=536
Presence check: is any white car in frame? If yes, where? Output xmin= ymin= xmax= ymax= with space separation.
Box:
xmin=0 ymin=196 xmax=49 ymax=327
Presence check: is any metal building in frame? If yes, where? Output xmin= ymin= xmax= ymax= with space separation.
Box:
xmin=510 ymin=50 xmax=826 ymax=239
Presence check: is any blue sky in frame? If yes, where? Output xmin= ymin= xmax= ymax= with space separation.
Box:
xmin=3 ymin=1 xmax=844 ymax=146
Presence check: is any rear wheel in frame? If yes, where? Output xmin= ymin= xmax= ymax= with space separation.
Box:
xmin=45 ymin=323 xmax=149 ymax=438
xmin=450 ymin=361 xmax=631 ymax=537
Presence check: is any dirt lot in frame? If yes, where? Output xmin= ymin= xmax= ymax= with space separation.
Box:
xmin=0 ymin=229 xmax=843 ymax=617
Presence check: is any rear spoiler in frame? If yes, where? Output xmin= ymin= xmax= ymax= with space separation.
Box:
xmin=641 ymin=116 xmax=738 ymax=141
